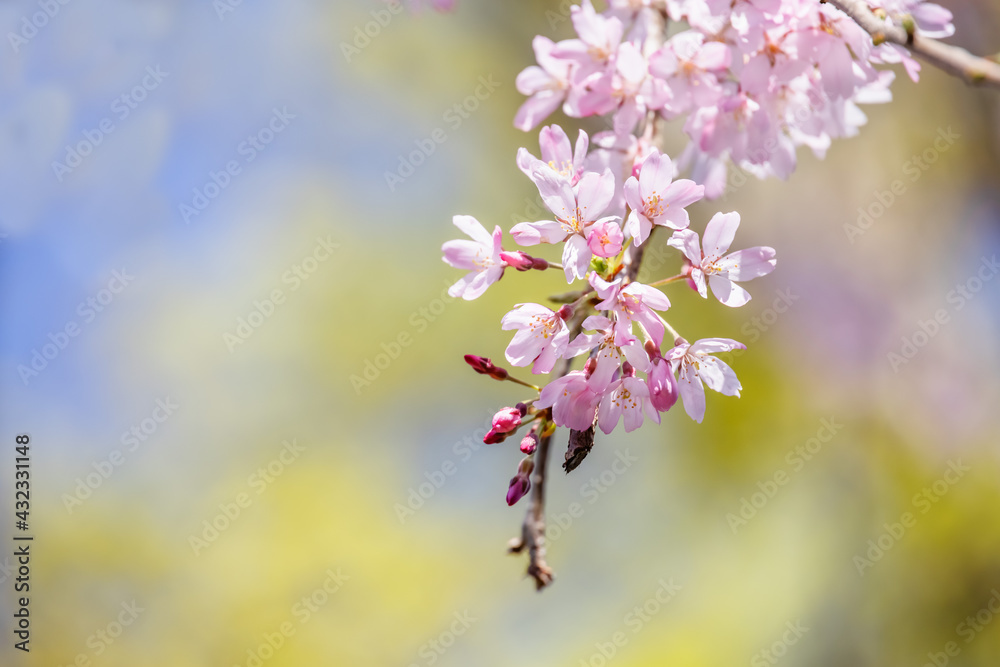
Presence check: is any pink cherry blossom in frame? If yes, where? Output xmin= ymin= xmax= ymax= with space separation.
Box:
xmin=590 ymin=274 xmax=671 ymax=346
xmin=536 ymin=371 xmax=602 ymax=431
xmin=587 ymin=219 xmax=625 ymax=258
xmin=501 ymin=303 xmax=572 ymax=374
xmin=515 ymin=37 xmax=574 ymax=131
xmin=578 ymin=41 xmax=666 ymax=135
xmin=517 ymin=125 xmax=590 ymax=187
xmin=511 ymin=168 xmax=619 ymax=282
xmin=441 ymin=215 xmax=505 ymax=300
xmin=597 ymin=368 xmax=660 ymax=434
xmin=665 ymin=337 xmax=745 ymax=423
xmin=668 ymin=211 xmax=776 ymax=307
xmin=650 ymin=31 xmax=731 ymax=116
xmin=566 ymin=315 xmax=649 ymax=392
xmin=552 ymin=0 xmax=624 ymax=81
xmin=624 ymin=149 xmax=705 ymax=245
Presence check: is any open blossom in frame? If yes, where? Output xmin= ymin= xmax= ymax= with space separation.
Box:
xmin=578 ymin=41 xmax=666 ymax=135
xmin=501 ymin=303 xmax=572 ymax=374
xmin=668 ymin=211 xmax=776 ymax=307
xmin=511 ymin=167 xmax=618 ymax=282
xmin=536 ymin=370 xmax=602 ymax=431
xmin=518 ymin=125 xmax=589 ymax=187
xmin=650 ymin=30 xmax=731 ymax=116
xmin=441 ymin=215 xmax=505 ymax=300
xmin=666 ymin=337 xmax=745 ymax=423
xmin=590 ymin=274 xmax=671 ymax=346
xmin=566 ymin=315 xmax=649 ymax=392
xmin=515 ymin=37 xmax=574 ymax=131
xmin=624 ymin=149 xmax=705 ymax=245
xmin=552 ymin=0 xmax=624 ymax=81
xmin=597 ymin=366 xmax=659 ymax=434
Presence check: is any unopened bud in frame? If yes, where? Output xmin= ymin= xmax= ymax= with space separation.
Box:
xmin=484 ymin=428 xmax=508 ymax=445
xmin=500 ymin=251 xmax=534 ymax=271
xmin=492 ymin=407 xmax=523 ymax=434
xmin=531 ymin=257 xmax=549 ymax=270
xmin=463 ymin=354 xmax=508 ymax=380
xmin=520 ymin=432 xmax=539 ymax=455
xmin=506 ymin=473 xmax=531 ymax=506
xmin=648 ymin=357 xmax=678 ymax=412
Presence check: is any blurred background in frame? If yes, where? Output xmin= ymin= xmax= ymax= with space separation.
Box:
xmin=1 ymin=0 xmax=999 ymax=665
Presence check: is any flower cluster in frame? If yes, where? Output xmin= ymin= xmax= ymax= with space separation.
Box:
xmin=515 ymin=0 xmax=954 ymax=197
xmin=443 ymin=122 xmax=776 ymax=505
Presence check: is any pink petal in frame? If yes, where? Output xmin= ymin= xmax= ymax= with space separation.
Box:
xmin=702 ymin=211 xmax=740 ymax=261
xmin=708 ymin=274 xmax=751 ymax=308
xmin=718 ymin=246 xmax=776 ymax=281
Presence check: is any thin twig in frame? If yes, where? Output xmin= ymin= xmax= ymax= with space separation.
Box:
xmin=825 ymin=0 xmax=1000 ymax=89
xmin=507 ymin=314 xmax=585 ymax=590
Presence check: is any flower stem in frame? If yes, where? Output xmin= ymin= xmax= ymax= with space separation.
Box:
xmin=648 ymin=273 xmax=688 ymax=288
xmin=505 ymin=375 xmax=541 ymax=392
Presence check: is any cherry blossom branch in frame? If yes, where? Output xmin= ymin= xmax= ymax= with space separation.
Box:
xmin=825 ymin=0 xmax=1000 ymax=89
xmin=507 ymin=411 xmax=555 ymax=589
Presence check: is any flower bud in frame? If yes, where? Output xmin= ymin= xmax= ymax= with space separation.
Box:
xmin=530 ymin=257 xmax=549 ymax=270
xmin=500 ymin=251 xmax=534 ymax=271
xmin=648 ymin=357 xmax=678 ymax=412
xmin=484 ymin=428 xmax=508 ymax=445
xmin=520 ymin=431 xmax=539 ymax=455
xmin=506 ymin=474 xmax=531 ymax=506
xmin=463 ymin=354 xmax=508 ymax=380
xmin=505 ymin=457 xmax=535 ymax=506
xmin=492 ymin=407 xmax=522 ymax=434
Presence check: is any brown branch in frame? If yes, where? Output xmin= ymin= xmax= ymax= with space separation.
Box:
xmin=825 ymin=0 xmax=1000 ymax=89
xmin=507 ymin=416 xmax=555 ymax=589
xmin=506 ymin=313 xmax=585 ymax=590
